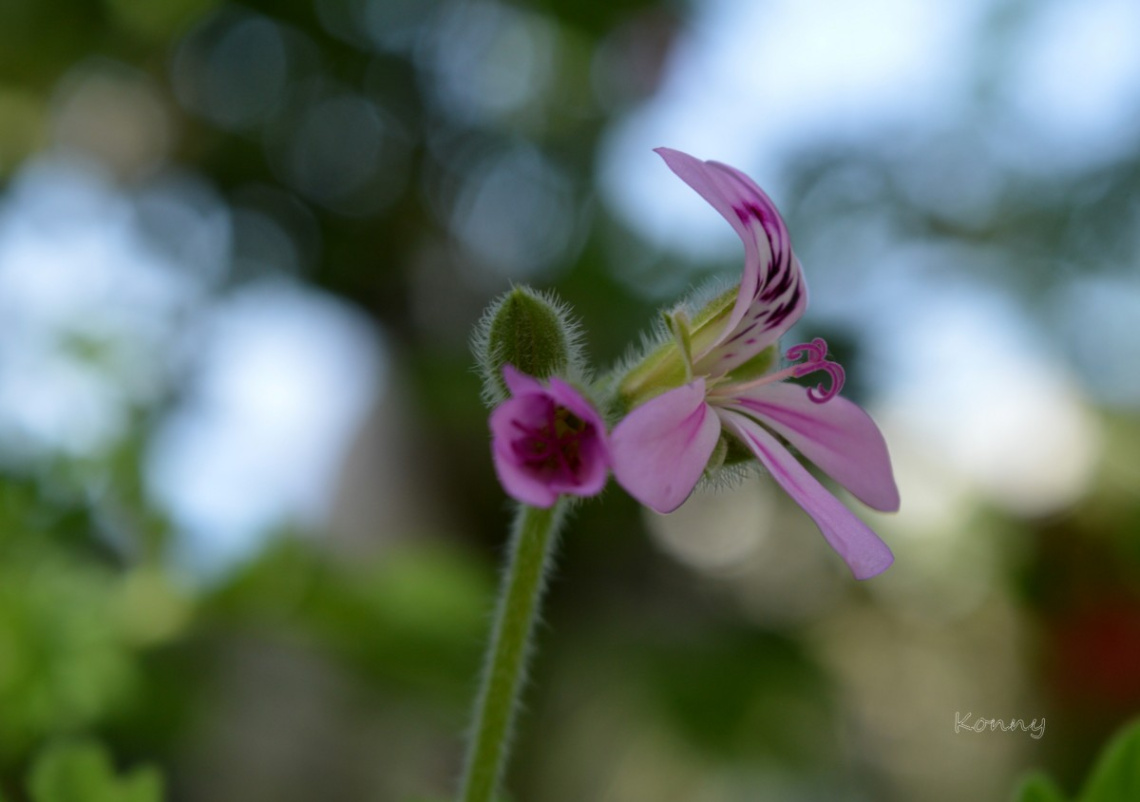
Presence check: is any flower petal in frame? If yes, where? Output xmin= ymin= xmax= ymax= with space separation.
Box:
xmin=611 ymin=380 xmax=721 ymax=513
xmin=718 ymin=409 xmax=894 ymax=579
xmin=502 ymin=363 xmax=545 ymax=396
xmin=489 ymin=395 xmax=560 ymax=508
xmin=564 ymin=433 xmax=610 ymax=496
xmin=489 ymin=370 xmax=611 ymax=507
xmin=548 ymin=376 xmax=607 ymax=433
xmin=655 ymin=148 xmax=807 ymax=373
xmin=725 ymin=382 xmax=900 ymax=512
xmin=546 ymin=376 xmax=611 ymax=496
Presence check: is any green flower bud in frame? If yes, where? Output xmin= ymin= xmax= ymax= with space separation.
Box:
xmin=472 ymin=286 xmax=584 ymax=408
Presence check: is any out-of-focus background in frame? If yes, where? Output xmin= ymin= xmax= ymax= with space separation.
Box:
xmin=0 ymin=0 xmax=1138 ymax=799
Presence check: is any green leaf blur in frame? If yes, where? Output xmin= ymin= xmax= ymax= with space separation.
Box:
xmin=28 ymin=742 xmax=161 ymax=802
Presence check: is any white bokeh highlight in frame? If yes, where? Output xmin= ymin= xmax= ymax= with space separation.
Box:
xmin=147 ymin=280 xmax=385 ymax=575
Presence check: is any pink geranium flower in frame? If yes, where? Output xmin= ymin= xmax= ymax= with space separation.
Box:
xmin=490 ymin=365 xmax=610 ymax=508
xmin=611 ymin=148 xmax=899 ymax=579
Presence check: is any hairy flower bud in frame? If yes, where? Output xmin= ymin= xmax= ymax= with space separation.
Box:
xmin=472 ymin=286 xmax=584 ymax=408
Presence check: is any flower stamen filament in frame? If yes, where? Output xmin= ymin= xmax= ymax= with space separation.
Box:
xmin=707 ymin=337 xmax=845 ymax=403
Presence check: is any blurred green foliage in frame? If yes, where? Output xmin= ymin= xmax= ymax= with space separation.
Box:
xmin=1015 ymin=719 xmax=1140 ymax=802
xmin=1016 ymin=775 xmax=1068 ymax=802
xmin=0 ymin=487 xmax=495 ymax=799
xmin=0 ymin=482 xmax=139 ymax=763
xmin=209 ymin=538 xmax=493 ymax=702
xmin=643 ymin=631 xmax=836 ymax=765
xmin=27 ymin=742 xmax=161 ymax=802
xmin=1079 ymin=719 xmax=1140 ymax=802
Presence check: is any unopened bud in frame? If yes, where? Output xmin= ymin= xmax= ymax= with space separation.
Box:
xmin=472 ymin=286 xmax=582 ymax=407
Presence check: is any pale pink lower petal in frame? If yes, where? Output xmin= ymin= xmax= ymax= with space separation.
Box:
xmin=718 ymin=409 xmax=894 ymax=579
xmin=611 ymin=380 xmax=721 ymax=513
xmin=726 ymin=382 xmax=900 ymax=512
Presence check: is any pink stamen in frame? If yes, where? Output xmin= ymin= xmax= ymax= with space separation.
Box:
xmin=708 ymin=337 xmax=846 ymax=403
xmin=786 ymin=337 xmax=844 ymax=403
xmin=785 ymin=338 xmax=826 ymax=364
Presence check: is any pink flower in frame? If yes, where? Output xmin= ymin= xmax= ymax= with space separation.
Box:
xmin=611 ymin=148 xmax=899 ymax=579
xmin=490 ymin=365 xmax=610 ymax=508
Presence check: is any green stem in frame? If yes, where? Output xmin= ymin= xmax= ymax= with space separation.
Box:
xmin=458 ymin=501 xmax=565 ymax=802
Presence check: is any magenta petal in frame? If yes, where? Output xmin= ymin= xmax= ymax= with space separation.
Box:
xmin=489 ymin=396 xmax=560 ymax=508
xmin=718 ymin=409 xmax=893 ymax=579
xmin=611 ymin=381 xmax=721 ymax=513
xmin=727 ymin=383 xmax=900 ymax=512
xmin=548 ymin=376 xmax=607 ymax=433
xmin=488 ymin=371 xmax=611 ymax=507
xmin=566 ymin=434 xmax=609 ymax=496
xmin=502 ymin=364 xmax=544 ymax=396
xmin=546 ymin=376 xmax=610 ymax=495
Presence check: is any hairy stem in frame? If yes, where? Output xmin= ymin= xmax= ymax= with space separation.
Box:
xmin=458 ymin=501 xmax=565 ymax=802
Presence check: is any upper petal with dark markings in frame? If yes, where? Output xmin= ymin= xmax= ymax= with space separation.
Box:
xmin=655 ymin=148 xmax=807 ymax=378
